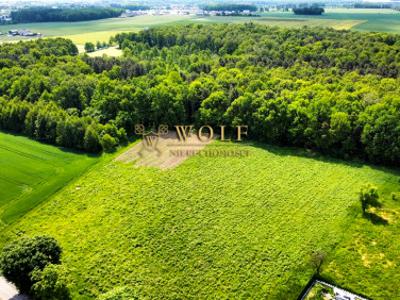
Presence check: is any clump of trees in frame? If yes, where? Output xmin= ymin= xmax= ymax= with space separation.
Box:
xmin=293 ymin=7 xmax=325 ymax=15
xmin=0 ymin=236 xmax=70 ymax=299
xmin=10 ymin=6 xmax=123 ymax=23
xmin=85 ymin=42 xmax=96 ymax=53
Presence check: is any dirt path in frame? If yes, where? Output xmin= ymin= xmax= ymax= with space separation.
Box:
xmin=116 ymin=130 xmax=211 ymax=169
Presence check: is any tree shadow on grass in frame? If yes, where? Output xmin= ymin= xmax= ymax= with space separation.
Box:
xmin=0 ymin=130 xmax=101 ymax=158
xmin=243 ymin=140 xmax=400 ymax=177
xmin=363 ymin=212 xmax=389 ymax=225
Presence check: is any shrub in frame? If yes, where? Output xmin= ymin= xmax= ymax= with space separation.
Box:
xmin=30 ymin=264 xmax=71 ymax=300
xmin=84 ymin=124 xmax=102 ymax=152
xmin=100 ymin=133 xmax=117 ymax=152
xmin=359 ymin=184 xmax=380 ymax=215
xmin=309 ymin=250 xmax=326 ymax=274
xmin=391 ymin=192 xmax=399 ymax=201
xmin=84 ymin=42 xmax=95 ymax=53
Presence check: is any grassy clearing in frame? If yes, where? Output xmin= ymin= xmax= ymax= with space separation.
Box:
xmin=86 ymin=46 xmax=123 ymax=57
xmin=1 ymin=141 xmax=398 ymax=299
xmin=0 ymin=131 xmax=99 ymax=224
xmin=65 ymin=30 xmax=136 ymax=45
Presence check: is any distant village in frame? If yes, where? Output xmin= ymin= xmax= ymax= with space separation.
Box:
xmin=119 ymin=7 xmax=258 ymax=18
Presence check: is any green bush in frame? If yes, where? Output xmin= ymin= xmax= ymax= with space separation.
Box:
xmin=359 ymin=184 xmax=380 ymax=214
xmin=30 ymin=264 xmax=71 ymax=300
xmin=100 ymin=133 xmax=117 ymax=152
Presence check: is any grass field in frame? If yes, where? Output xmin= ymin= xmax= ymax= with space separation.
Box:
xmin=0 ymin=15 xmax=191 ymax=45
xmin=0 ymin=131 xmax=99 ymax=224
xmin=0 ymin=9 xmax=399 ymax=48
xmin=1 ymin=140 xmax=399 ymax=299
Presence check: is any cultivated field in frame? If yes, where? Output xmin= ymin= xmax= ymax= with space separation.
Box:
xmin=0 ymin=15 xmax=191 ymax=45
xmin=0 ymin=132 xmax=99 ymax=224
xmin=260 ymin=8 xmax=400 ymax=34
xmin=1 ymin=141 xmax=399 ymax=299
xmin=0 ymin=8 xmax=399 ymax=48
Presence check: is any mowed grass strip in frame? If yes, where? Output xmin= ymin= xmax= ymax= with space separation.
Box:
xmin=0 ymin=131 xmax=99 ymax=224
xmin=2 ymin=141 xmax=399 ymax=299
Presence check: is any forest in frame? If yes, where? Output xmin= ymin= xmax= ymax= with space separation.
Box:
xmin=0 ymin=24 xmax=399 ymax=166
xmin=293 ymin=7 xmax=325 ymax=15
xmin=10 ymin=7 xmax=123 ymax=23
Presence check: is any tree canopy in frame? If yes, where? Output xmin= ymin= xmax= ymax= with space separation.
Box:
xmin=10 ymin=7 xmax=123 ymax=23
xmin=0 ymin=24 xmax=399 ymax=165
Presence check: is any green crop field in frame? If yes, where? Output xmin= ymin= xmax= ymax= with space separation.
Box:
xmin=0 ymin=131 xmax=99 ymax=224
xmin=0 ymin=8 xmax=399 ymax=48
xmin=1 ymin=141 xmax=399 ymax=299
xmin=258 ymin=8 xmax=400 ymax=34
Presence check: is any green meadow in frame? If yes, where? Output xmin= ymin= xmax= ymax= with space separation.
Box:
xmin=1 ymin=141 xmax=399 ymax=299
xmin=0 ymin=131 xmax=99 ymax=224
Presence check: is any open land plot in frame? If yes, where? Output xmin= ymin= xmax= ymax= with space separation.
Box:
xmin=1 ymin=140 xmax=399 ymax=299
xmin=0 ymin=131 xmax=99 ymax=225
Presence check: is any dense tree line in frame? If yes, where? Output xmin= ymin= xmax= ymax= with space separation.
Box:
xmin=10 ymin=7 xmax=123 ymax=23
xmin=0 ymin=24 xmax=399 ymax=166
xmin=114 ymin=24 xmax=400 ymax=77
xmin=293 ymin=7 xmax=325 ymax=15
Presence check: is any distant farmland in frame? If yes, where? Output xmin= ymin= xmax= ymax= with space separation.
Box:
xmin=0 ymin=132 xmax=99 ymax=224
xmin=0 ymin=8 xmax=399 ymax=48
